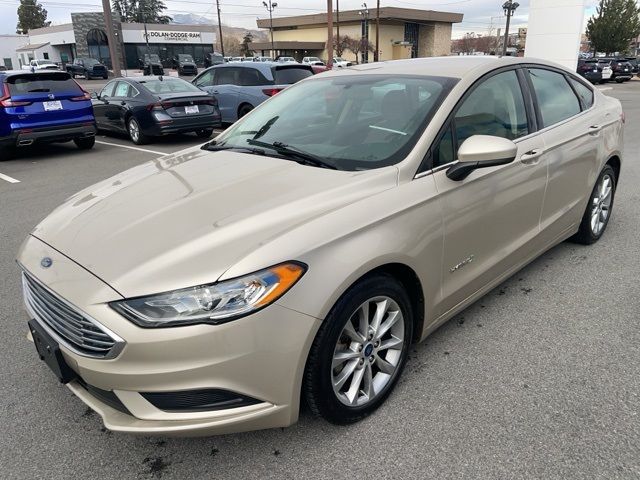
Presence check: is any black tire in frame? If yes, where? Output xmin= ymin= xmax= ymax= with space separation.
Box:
xmin=571 ymin=164 xmax=616 ymax=245
xmin=84 ymin=72 xmax=89 ymax=80
xmin=616 ymin=78 xmax=623 ymax=83
xmin=103 ymin=75 xmax=108 ymax=80
xmin=303 ymin=273 xmax=413 ymax=424
xmin=127 ymin=117 xmax=149 ymax=145
xmin=238 ymin=104 xmax=254 ymax=118
xmin=0 ymin=146 xmax=15 ymax=161
xmin=74 ymin=136 xmax=95 ymax=150
xmin=195 ymin=128 xmax=214 ymax=138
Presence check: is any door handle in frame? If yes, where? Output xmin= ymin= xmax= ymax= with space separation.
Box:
xmin=212 ymin=90 xmax=219 ymax=94
xmin=520 ymin=149 xmax=544 ymax=165
xmin=588 ymin=125 xmax=602 ymax=135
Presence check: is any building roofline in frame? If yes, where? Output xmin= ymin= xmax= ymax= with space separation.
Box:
xmin=28 ymin=23 xmax=73 ymax=36
xmin=121 ymin=23 xmax=216 ymax=33
xmin=256 ymin=6 xmax=463 ymax=29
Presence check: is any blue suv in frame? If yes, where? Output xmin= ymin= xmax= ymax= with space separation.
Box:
xmin=0 ymin=70 xmax=96 ymax=159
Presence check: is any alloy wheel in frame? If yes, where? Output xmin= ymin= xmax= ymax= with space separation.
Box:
xmin=128 ymin=119 xmax=140 ymax=143
xmin=591 ymin=173 xmax=613 ymax=235
xmin=331 ymin=296 xmax=405 ymax=407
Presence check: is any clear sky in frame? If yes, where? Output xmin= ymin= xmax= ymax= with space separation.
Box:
xmin=1 ymin=0 xmax=599 ymax=37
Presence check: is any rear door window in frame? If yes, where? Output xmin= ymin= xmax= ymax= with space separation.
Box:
xmin=7 ymin=73 xmax=82 ymax=95
xmin=239 ymin=68 xmax=268 ymax=86
xmin=568 ymin=77 xmax=594 ymax=109
xmin=113 ymin=81 xmax=131 ymax=98
xmin=215 ymin=67 xmax=240 ymax=85
xmin=528 ymin=68 xmax=581 ymax=127
xmin=273 ymin=67 xmax=313 ymax=85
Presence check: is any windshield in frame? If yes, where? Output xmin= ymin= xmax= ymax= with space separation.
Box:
xmin=307 ymin=57 xmax=321 ymax=62
xmin=178 ymin=54 xmax=194 ymax=62
xmin=145 ymin=54 xmax=161 ymax=63
xmin=334 ymin=57 xmax=345 ymax=62
xmin=36 ymin=60 xmax=52 ymax=65
xmin=213 ymin=74 xmax=455 ymax=171
xmin=82 ymin=58 xmax=99 ymax=66
xmin=139 ymin=78 xmax=203 ymax=94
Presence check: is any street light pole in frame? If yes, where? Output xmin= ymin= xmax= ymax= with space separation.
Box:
xmin=359 ymin=3 xmax=369 ymax=63
xmin=502 ymin=0 xmax=519 ymax=56
xmin=263 ymin=1 xmax=278 ymax=59
xmin=327 ymin=0 xmax=334 ymax=68
xmin=375 ymin=0 xmax=380 ymax=62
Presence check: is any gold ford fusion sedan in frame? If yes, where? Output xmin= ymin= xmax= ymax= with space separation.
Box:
xmin=18 ymin=57 xmax=623 ymax=436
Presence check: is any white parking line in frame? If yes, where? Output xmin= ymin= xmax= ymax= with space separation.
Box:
xmin=95 ymin=140 xmax=166 ymax=156
xmin=0 ymin=172 xmax=20 ymax=184
xmin=598 ymin=87 xmax=613 ymax=92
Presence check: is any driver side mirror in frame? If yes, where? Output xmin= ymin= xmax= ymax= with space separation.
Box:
xmin=90 ymin=91 xmax=98 ymax=99
xmin=446 ymin=135 xmax=517 ymax=181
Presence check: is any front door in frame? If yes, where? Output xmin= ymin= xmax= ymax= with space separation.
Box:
xmin=430 ymin=68 xmax=548 ymax=316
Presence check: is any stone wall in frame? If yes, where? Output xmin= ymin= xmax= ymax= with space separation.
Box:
xmin=418 ymin=22 xmax=453 ymax=57
xmin=71 ymin=12 xmax=123 ymax=66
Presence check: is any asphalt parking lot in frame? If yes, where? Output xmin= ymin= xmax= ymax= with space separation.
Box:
xmin=1 ymin=82 xmax=639 ymax=479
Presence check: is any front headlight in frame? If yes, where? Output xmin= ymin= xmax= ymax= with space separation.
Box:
xmin=110 ymin=262 xmax=306 ymax=328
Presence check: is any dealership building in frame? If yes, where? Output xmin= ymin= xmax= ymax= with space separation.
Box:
xmin=251 ymin=7 xmax=463 ymax=62
xmin=15 ymin=12 xmax=217 ymax=69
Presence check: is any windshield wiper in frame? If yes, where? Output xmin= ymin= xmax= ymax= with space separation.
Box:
xmin=246 ymin=139 xmax=337 ymax=169
xmin=252 ymin=116 xmax=279 ymax=140
xmin=201 ymin=140 xmax=266 ymax=156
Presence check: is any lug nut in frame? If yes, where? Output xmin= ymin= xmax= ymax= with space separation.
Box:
xmin=369 ymin=356 xmax=375 ymax=362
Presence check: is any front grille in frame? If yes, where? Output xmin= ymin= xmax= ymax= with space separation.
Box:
xmin=22 ymin=271 xmax=122 ymax=358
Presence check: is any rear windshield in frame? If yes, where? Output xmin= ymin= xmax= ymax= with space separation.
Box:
xmin=7 ymin=73 xmax=81 ymax=95
xmin=273 ymin=66 xmax=313 ymax=84
xmin=139 ymin=78 xmax=202 ymax=94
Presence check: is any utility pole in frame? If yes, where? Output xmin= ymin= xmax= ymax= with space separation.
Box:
xmin=216 ymin=0 xmax=225 ymax=56
xmin=327 ymin=0 xmax=333 ymax=68
xmin=375 ymin=0 xmax=380 ymax=61
xmin=142 ymin=0 xmax=150 ymax=55
xmin=263 ymin=1 xmax=278 ymax=59
xmin=101 ymin=0 xmax=121 ymax=77
xmin=502 ymin=0 xmax=519 ymax=56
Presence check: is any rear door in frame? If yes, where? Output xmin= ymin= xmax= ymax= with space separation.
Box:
xmin=211 ymin=67 xmax=241 ymax=122
xmin=5 ymin=72 xmax=93 ymax=130
xmin=429 ymin=68 xmax=548 ymax=315
xmin=526 ymin=67 xmax=601 ymax=241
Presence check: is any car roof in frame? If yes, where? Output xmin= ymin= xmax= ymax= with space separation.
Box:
xmin=0 ymin=70 xmax=70 ymax=78
xmin=322 ymin=56 xmax=571 ymax=79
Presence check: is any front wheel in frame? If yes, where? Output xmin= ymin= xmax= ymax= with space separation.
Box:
xmin=571 ymin=165 xmax=616 ymax=245
xmin=303 ymin=273 xmax=413 ymax=424
xmin=127 ymin=117 xmax=148 ymax=145
xmin=74 ymin=137 xmax=95 ymax=150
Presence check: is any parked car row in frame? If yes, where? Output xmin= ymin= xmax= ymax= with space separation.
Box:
xmin=0 ymin=61 xmax=318 ymax=157
xmin=577 ymin=57 xmax=634 ymax=84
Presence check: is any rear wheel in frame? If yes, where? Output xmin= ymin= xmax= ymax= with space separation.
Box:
xmin=127 ymin=117 xmax=148 ymax=145
xmin=238 ymin=104 xmax=254 ymax=119
xmin=571 ymin=165 xmax=616 ymax=245
xmin=0 ymin=146 xmax=15 ymax=161
xmin=195 ymin=128 xmax=214 ymax=138
xmin=74 ymin=137 xmax=95 ymax=150
xmin=303 ymin=273 xmax=413 ymax=424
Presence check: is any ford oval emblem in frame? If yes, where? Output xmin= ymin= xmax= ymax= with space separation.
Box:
xmin=47 ymin=93 xmax=55 ymax=100
xmin=40 ymin=257 xmax=53 ymax=268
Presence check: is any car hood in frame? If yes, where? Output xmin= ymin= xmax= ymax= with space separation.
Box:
xmin=31 ymin=148 xmax=398 ymax=298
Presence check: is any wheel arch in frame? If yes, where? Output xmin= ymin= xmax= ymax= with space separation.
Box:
xmin=606 ymin=155 xmax=621 ymax=183
xmin=333 ymin=262 xmax=426 ymax=344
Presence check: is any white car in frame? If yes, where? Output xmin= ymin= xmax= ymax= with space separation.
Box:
xmin=22 ymin=59 xmax=59 ymax=71
xmin=601 ymin=65 xmax=613 ymax=81
xmin=302 ymin=56 xmax=325 ymax=66
xmin=277 ymin=57 xmax=298 ymax=63
xmin=332 ymin=57 xmax=352 ymax=68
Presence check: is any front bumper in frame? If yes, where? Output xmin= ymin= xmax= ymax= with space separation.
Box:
xmin=18 ymin=235 xmax=321 ymax=436
xmin=1 ymin=123 xmax=96 ymax=147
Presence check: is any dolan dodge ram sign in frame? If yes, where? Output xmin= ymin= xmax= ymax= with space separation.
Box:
xmin=146 ymin=31 xmax=202 ymax=42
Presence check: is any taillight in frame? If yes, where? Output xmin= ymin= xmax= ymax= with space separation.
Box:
xmin=0 ymin=83 xmax=32 ymax=107
xmin=147 ymin=102 xmax=164 ymax=111
xmin=71 ymin=80 xmax=91 ymax=101
xmin=262 ymin=88 xmax=283 ymax=97
xmin=70 ymin=92 xmax=91 ymax=101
